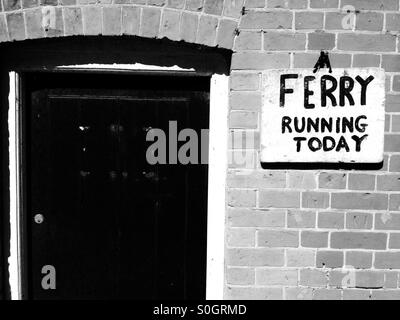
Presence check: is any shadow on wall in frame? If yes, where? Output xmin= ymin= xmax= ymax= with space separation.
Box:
xmin=0 ymin=35 xmax=232 ymax=76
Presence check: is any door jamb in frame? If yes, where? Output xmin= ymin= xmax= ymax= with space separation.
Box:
xmin=8 ymin=64 xmax=228 ymax=300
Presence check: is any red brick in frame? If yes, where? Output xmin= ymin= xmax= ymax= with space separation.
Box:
xmin=6 ymin=12 xmax=25 ymax=41
xmin=228 ymin=150 xmax=257 ymax=169
xmin=226 ymin=286 xmax=283 ymax=300
xmin=180 ymin=12 xmax=198 ymax=43
xmin=288 ymin=172 xmax=317 ymax=189
xmin=227 ymin=208 xmax=285 ymax=227
xmin=356 ymin=271 xmax=384 ymax=289
xmin=329 ymin=270 xmax=355 ymax=288
xmin=384 ymin=271 xmax=398 ymax=288
xmin=230 ymin=91 xmax=261 ymax=111
xmin=287 ymin=210 xmax=316 ymax=228
xmin=325 ymin=12 xmax=348 ymax=30
xmin=287 ymin=249 xmax=315 ymax=267
xmin=285 ymin=287 xmax=313 ymax=300
xmin=264 ymin=32 xmax=306 ymax=51
xmin=245 ymin=0 xmax=264 ymax=8
xmin=308 ymin=32 xmax=335 ymax=50
xmin=229 ymin=111 xmax=258 ymax=129
xmin=375 ymin=213 xmax=400 ymax=230
xmin=43 ymin=7 xmax=63 ymax=38
xmin=227 ymin=248 xmax=284 ymax=266
xmin=341 ymin=0 xmax=398 ymax=10
xmin=330 ymin=54 xmax=352 ymax=67
xmin=42 ymin=0 xmax=57 ymax=4
xmin=203 ymin=0 xmax=223 ymax=15
xmin=343 ymin=289 xmax=371 ymax=300
xmin=302 ymin=192 xmax=329 ymax=209
xmin=226 ymin=267 xmax=255 ymax=285
xmin=185 ymin=0 xmax=203 ymax=11
xmin=300 ymin=269 xmax=327 ymax=287
xmin=267 ymin=0 xmax=307 ymax=8
xmin=257 ymin=230 xmax=299 ymax=247
xmin=227 ymin=228 xmax=255 ymax=247
xmin=228 ymin=189 xmax=256 ymax=207
xmin=356 ymin=12 xmax=384 ymax=32
xmin=140 ymin=7 xmax=161 ymax=38
xmin=240 ymin=10 xmax=292 ymax=29
xmin=23 ymin=0 xmax=38 ymax=7
xmin=386 ymin=13 xmax=400 ymax=32
xmin=346 ymin=251 xmax=373 ymax=269
xmin=256 ymin=268 xmax=298 ymax=286
xmin=389 ymin=194 xmax=400 ymax=211
xmin=353 ymin=54 xmax=380 ymax=67
xmin=223 ymin=0 xmax=244 ymax=19
xmin=313 ymin=289 xmax=342 ymax=300
xmin=148 ymin=0 xmax=166 ymax=5
xmin=295 ymin=12 xmax=323 ymax=30
xmin=331 ymin=232 xmax=387 ymax=250
xmin=227 ymin=170 xmax=286 ymax=189
xmin=338 ymin=34 xmax=396 ymax=52
xmin=83 ymin=6 xmax=102 ymax=36
xmin=167 ymin=0 xmax=184 ymax=9
xmin=318 ymin=212 xmax=344 ymax=229
xmin=372 ymin=290 xmax=400 ymax=300
xmin=319 ymin=172 xmax=346 ymax=189
xmin=160 ymin=9 xmax=180 ymax=41
xmin=0 ymin=14 xmax=8 ymax=42
xmin=234 ymin=31 xmax=262 ymax=50
xmin=301 ymin=231 xmax=329 ymax=248
xmin=375 ymin=252 xmax=400 ymax=269
xmin=3 ymin=0 xmax=21 ymax=11
xmin=392 ymin=115 xmax=400 ymax=132
xmin=230 ymin=73 xmax=260 ymax=91
xmin=331 ymin=193 xmax=388 ymax=210
xmin=293 ymin=53 xmax=350 ymax=68
xmin=63 ymin=7 xmax=83 ymax=36
xmin=259 ymin=190 xmax=300 ymax=208
xmin=393 ymin=76 xmax=400 ymax=92
xmin=382 ymin=56 xmax=400 ymax=72
xmin=310 ymin=0 xmax=338 ymax=8
xmin=217 ymin=18 xmax=237 ymax=49
xmin=197 ymin=15 xmax=218 ymax=46
xmin=25 ymin=8 xmax=43 ymax=39
xmin=122 ymin=6 xmax=140 ymax=36
xmin=316 ymin=250 xmax=344 ymax=268
xmin=377 ymin=174 xmax=400 ymax=191
xmin=346 ymin=212 xmax=373 ymax=230
xmin=386 ymin=94 xmax=400 ymax=112
xmin=389 ymin=233 xmax=400 ymax=249
xmin=103 ymin=7 xmax=121 ymax=36
xmin=232 ymin=52 xmax=290 ymax=70
xmin=348 ymin=174 xmax=375 ymax=191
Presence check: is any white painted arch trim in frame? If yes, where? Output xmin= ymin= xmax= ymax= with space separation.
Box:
xmin=9 ymin=64 xmax=228 ymax=300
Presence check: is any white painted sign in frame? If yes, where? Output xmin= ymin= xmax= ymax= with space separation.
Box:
xmin=261 ymin=68 xmax=385 ymax=163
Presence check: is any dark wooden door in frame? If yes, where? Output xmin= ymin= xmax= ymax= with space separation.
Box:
xmin=23 ymin=73 xmax=210 ymax=300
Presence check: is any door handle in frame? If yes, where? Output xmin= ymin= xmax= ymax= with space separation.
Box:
xmin=34 ymin=214 xmax=44 ymax=224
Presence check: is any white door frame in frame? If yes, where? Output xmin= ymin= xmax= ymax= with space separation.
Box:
xmin=8 ymin=64 xmax=228 ymax=300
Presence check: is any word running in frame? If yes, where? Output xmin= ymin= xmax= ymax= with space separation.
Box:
xmin=279 ymin=73 xmax=375 ymax=153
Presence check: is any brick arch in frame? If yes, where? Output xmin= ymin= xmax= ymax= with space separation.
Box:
xmin=0 ymin=0 xmax=243 ymax=50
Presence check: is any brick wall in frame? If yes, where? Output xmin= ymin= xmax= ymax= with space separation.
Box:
xmin=227 ymin=0 xmax=400 ymax=300
xmin=0 ymin=0 xmax=400 ymax=300
xmin=0 ymin=0 xmax=240 ymax=49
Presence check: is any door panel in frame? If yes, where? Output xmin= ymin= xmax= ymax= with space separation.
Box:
xmin=24 ymin=73 xmax=210 ymax=300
